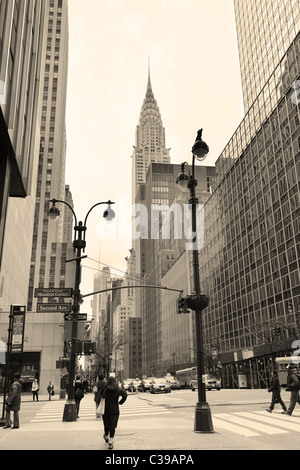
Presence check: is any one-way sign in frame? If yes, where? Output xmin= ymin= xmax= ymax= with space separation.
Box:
xmin=64 ymin=313 xmax=87 ymax=321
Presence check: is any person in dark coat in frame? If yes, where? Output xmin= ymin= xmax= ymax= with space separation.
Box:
xmin=266 ymin=370 xmax=286 ymax=413
xmin=94 ymin=374 xmax=106 ymax=416
xmin=74 ymin=376 xmax=84 ymax=418
xmin=101 ymin=375 xmax=127 ymax=449
xmin=3 ymin=372 xmax=23 ymax=429
xmin=282 ymin=363 xmax=300 ymax=415
xmin=47 ymin=381 xmax=54 ymax=400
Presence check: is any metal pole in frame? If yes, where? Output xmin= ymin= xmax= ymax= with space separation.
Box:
xmin=62 ymin=223 xmax=84 ymax=422
xmin=188 ymin=163 xmax=213 ymax=433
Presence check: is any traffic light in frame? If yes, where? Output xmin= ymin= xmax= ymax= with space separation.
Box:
xmin=177 ymin=296 xmax=190 ymax=314
xmin=75 ymin=341 xmax=96 ymax=355
xmin=83 ymin=341 xmax=96 ymax=354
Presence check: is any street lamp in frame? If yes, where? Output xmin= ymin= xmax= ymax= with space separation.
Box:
xmin=176 ymin=129 xmax=213 ymax=433
xmin=48 ymin=198 xmax=115 ymax=422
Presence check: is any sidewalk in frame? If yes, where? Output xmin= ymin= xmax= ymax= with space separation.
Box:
xmin=0 ymin=390 xmax=277 ymax=453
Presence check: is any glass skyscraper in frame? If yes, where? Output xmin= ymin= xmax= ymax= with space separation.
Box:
xmin=197 ymin=0 xmax=300 ymax=388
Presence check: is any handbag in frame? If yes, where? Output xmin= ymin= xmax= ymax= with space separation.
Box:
xmin=96 ymin=398 xmax=105 ymax=417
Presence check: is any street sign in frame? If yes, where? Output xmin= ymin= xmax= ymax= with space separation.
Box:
xmin=37 ymin=303 xmax=72 ymax=313
xmin=34 ymin=288 xmax=73 ymax=297
xmin=64 ymin=313 xmax=87 ymax=321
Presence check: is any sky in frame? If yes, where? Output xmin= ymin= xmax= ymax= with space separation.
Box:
xmin=65 ymin=0 xmax=245 ymax=314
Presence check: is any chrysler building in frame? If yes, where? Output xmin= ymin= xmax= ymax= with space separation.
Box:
xmin=131 ymin=68 xmax=171 ymax=204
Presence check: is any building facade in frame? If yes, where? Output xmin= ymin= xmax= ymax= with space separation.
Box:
xmin=0 ymin=0 xmax=48 ymax=299
xmin=0 ymin=0 xmax=73 ymax=394
xmin=162 ymin=0 xmax=300 ymax=388
xmin=138 ymin=163 xmax=215 ymax=375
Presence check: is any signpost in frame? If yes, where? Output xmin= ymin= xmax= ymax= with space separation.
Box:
xmin=64 ymin=313 xmax=87 ymax=321
xmin=37 ymin=303 xmax=72 ymax=313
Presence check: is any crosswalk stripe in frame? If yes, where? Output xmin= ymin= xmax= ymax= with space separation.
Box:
xmin=212 ymin=417 xmax=259 ymax=437
xmin=30 ymin=400 xmax=171 ymax=423
xmin=244 ymin=411 xmax=300 ymax=432
xmin=213 ymin=412 xmax=289 ymax=434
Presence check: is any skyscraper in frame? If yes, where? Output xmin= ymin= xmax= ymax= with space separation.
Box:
xmin=0 ymin=0 xmax=73 ymax=394
xmin=27 ymin=0 xmax=71 ymax=312
xmin=234 ymin=0 xmax=299 ymax=114
xmin=131 ymin=68 xmax=216 ymax=375
xmin=131 ymin=69 xmax=171 ymax=205
xmin=0 ymin=0 xmax=48 ymax=303
xmin=193 ymin=0 xmax=300 ymax=387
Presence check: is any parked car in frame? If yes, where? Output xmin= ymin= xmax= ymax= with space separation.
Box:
xmin=150 ymin=378 xmax=171 ymax=394
xmin=121 ymin=379 xmax=136 ymax=392
xmin=139 ymin=378 xmax=156 ymax=392
xmin=190 ymin=374 xmax=221 ymax=391
xmin=166 ymin=377 xmax=180 ymax=390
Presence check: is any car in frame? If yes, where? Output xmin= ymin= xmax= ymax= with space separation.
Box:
xmin=121 ymin=379 xmax=136 ymax=392
xmin=190 ymin=374 xmax=221 ymax=391
xmin=138 ymin=378 xmax=156 ymax=392
xmin=150 ymin=378 xmax=171 ymax=394
xmin=166 ymin=377 xmax=180 ymax=390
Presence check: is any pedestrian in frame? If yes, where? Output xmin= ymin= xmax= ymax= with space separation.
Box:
xmin=31 ymin=378 xmax=39 ymax=402
xmin=47 ymin=381 xmax=54 ymax=400
xmin=94 ymin=374 xmax=106 ymax=417
xmin=3 ymin=372 xmax=23 ymax=429
xmin=282 ymin=363 xmax=300 ymax=415
xmin=101 ymin=375 xmax=127 ymax=449
xmin=266 ymin=370 xmax=286 ymax=413
xmin=74 ymin=376 xmax=84 ymax=418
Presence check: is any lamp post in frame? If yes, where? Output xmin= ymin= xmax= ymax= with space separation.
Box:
xmin=176 ymin=129 xmax=213 ymax=432
xmin=48 ymin=198 xmax=115 ymax=421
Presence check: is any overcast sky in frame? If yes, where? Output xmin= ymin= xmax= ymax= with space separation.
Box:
xmin=65 ymin=0 xmax=244 ymax=312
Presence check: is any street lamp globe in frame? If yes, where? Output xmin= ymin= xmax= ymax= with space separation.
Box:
xmin=176 ymin=168 xmax=190 ymax=192
xmin=103 ymin=202 xmax=115 ymax=222
xmin=48 ymin=203 xmax=60 ymax=220
xmin=192 ymin=129 xmax=209 ymax=161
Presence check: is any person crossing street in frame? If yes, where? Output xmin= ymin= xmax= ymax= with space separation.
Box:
xmin=282 ymin=363 xmax=300 ymax=416
xmin=266 ymin=370 xmax=286 ymax=413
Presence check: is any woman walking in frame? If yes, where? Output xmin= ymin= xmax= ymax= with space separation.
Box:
xmin=101 ymin=376 xmax=127 ymax=449
xmin=74 ymin=376 xmax=84 ymax=418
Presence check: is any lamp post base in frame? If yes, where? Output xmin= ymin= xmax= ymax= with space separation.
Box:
xmin=194 ymin=402 xmax=214 ymax=433
xmin=62 ymin=401 xmax=77 ymax=422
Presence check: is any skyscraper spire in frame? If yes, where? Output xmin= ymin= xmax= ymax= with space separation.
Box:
xmin=131 ymin=63 xmax=171 ymax=204
xmin=148 ymin=55 xmax=151 ymax=88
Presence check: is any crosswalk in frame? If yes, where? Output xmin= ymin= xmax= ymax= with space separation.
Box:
xmin=30 ymin=398 xmax=172 ymax=424
xmin=213 ymin=409 xmax=300 ymax=437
